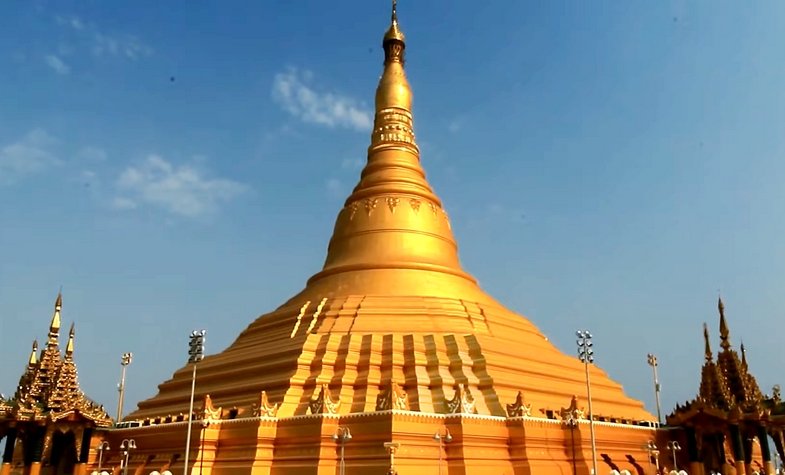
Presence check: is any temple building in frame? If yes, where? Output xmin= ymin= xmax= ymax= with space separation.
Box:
xmin=4 ymin=3 xmax=783 ymax=475
xmin=666 ymin=298 xmax=785 ymax=475
xmin=0 ymin=294 xmax=113 ymax=475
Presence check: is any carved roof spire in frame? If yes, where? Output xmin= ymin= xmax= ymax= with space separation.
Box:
xmin=703 ymin=323 xmax=713 ymax=362
xmin=49 ymin=291 xmax=62 ymax=344
xmin=65 ymin=322 xmax=75 ymax=358
xmin=740 ymin=340 xmax=747 ymax=368
xmin=718 ymin=296 xmax=731 ymax=351
xmin=28 ymin=340 xmax=39 ymax=366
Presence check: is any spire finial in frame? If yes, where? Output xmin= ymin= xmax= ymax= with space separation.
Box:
xmin=740 ymin=340 xmax=747 ymax=367
xmin=49 ymin=291 xmax=62 ymax=342
xmin=65 ymin=322 xmax=75 ymax=356
xmin=718 ymin=296 xmax=731 ymax=351
xmin=703 ymin=323 xmax=713 ymax=362
xmin=392 ymin=0 xmax=398 ymax=23
xmin=29 ymin=340 xmax=39 ymax=366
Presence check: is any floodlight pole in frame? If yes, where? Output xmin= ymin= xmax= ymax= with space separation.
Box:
xmin=577 ymin=330 xmax=598 ymax=475
xmin=183 ymin=330 xmax=206 ymax=475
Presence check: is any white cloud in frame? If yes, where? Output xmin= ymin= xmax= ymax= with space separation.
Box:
xmin=325 ymin=178 xmax=344 ymax=198
xmin=115 ymin=155 xmax=248 ymax=217
xmin=0 ymin=129 xmax=61 ymax=184
xmin=272 ymin=68 xmax=372 ymax=132
xmin=92 ymin=32 xmax=151 ymax=60
xmin=77 ymin=146 xmax=107 ymax=162
xmin=44 ymin=55 xmax=70 ymax=75
xmin=55 ymin=15 xmax=84 ymax=31
xmin=341 ymin=157 xmax=364 ymax=170
xmin=53 ymin=14 xmax=152 ymax=62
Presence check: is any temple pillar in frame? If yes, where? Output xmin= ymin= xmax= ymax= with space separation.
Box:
xmin=756 ymin=426 xmax=774 ymax=475
xmin=743 ymin=435 xmax=754 ymax=475
xmin=685 ymin=427 xmax=703 ymax=475
xmin=1 ymin=429 xmax=17 ymax=475
xmin=716 ymin=432 xmax=731 ymax=475
xmin=24 ymin=428 xmax=46 ymax=475
xmin=729 ymin=425 xmax=746 ymax=475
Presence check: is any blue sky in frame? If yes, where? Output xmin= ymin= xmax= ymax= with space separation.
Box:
xmin=1 ymin=0 xmax=785 ymax=420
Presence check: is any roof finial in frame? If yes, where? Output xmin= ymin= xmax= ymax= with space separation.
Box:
xmin=703 ymin=323 xmax=713 ymax=362
xmin=740 ymin=340 xmax=747 ymax=367
xmin=65 ymin=322 xmax=75 ymax=357
xmin=49 ymin=291 xmax=62 ymax=342
xmin=392 ymin=0 xmax=398 ymax=23
xmin=718 ymin=295 xmax=731 ymax=351
xmin=28 ymin=340 xmax=39 ymax=366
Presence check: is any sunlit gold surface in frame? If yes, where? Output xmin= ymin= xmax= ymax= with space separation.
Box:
xmin=4 ymin=4 xmax=668 ymax=474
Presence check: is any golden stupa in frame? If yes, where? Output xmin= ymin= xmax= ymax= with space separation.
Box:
xmin=1 ymin=4 xmax=665 ymax=475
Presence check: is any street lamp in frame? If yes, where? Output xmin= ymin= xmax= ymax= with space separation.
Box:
xmin=184 ymin=330 xmax=206 ymax=475
xmin=666 ymin=441 xmax=681 ymax=472
xmin=645 ymin=440 xmax=660 ymax=474
xmin=646 ymin=354 xmax=662 ymax=425
xmin=332 ymin=426 xmax=352 ymax=475
xmin=96 ymin=441 xmax=110 ymax=473
xmin=116 ymin=352 xmax=133 ymax=422
xmin=433 ymin=428 xmax=453 ymax=475
xmin=576 ymin=330 xmax=598 ymax=475
xmin=120 ymin=439 xmax=136 ymax=475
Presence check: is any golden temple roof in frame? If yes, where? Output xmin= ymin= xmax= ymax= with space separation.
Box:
xmin=129 ymin=4 xmax=653 ymax=425
xmin=0 ymin=293 xmax=112 ymax=427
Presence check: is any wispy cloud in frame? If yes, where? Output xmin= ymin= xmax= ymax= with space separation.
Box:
xmin=44 ymin=55 xmax=70 ymax=75
xmin=115 ymin=155 xmax=248 ymax=218
xmin=0 ymin=129 xmax=61 ymax=185
xmin=272 ymin=68 xmax=372 ymax=132
xmin=53 ymin=14 xmax=152 ymax=64
xmin=92 ymin=32 xmax=152 ymax=60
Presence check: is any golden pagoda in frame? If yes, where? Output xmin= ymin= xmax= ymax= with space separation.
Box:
xmin=0 ymin=294 xmax=113 ymax=475
xmin=667 ymin=298 xmax=785 ymax=475
xmin=2 ymin=4 xmax=668 ymax=475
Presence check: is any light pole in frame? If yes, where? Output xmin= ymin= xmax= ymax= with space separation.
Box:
xmin=116 ymin=352 xmax=133 ymax=422
xmin=646 ymin=354 xmax=662 ymax=425
xmin=183 ymin=330 xmax=206 ymax=475
xmin=666 ymin=441 xmax=681 ymax=472
xmin=646 ymin=440 xmax=660 ymax=474
xmin=576 ymin=330 xmax=598 ymax=475
xmin=433 ymin=428 xmax=453 ymax=475
xmin=120 ymin=439 xmax=136 ymax=475
xmin=97 ymin=441 xmax=110 ymax=473
xmin=332 ymin=426 xmax=352 ymax=475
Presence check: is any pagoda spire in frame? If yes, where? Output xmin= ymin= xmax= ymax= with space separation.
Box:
xmin=718 ymin=296 xmax=731 ymax=351
xmin=305 ymin=1 xmax=479 ymax=296
xmin=28 ymin=340 xmax=39 ymax=366
xmin=703 ymin=323 xmax=713 ymax=362
xmin=65 ymin=322 xmax=75 ymax=359
xmin=48 ymin=291 xmax=62 ymax=345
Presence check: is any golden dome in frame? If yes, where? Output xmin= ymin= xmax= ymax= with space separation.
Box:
xmin=129 ymin=1 xmax=653 ymax=427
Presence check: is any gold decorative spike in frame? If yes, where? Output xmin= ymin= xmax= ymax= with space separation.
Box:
xmin=506 ymin=391 xmax=532 ymax=417
xmin=65 ymin=323 xmax=75 ymax=357
xmin=718 ymin=296 xmax=731 ymax=351
xmin=308 ymin=384 xmax=340 ymax=415
xmin=49 ymin=292 xmax=62 ymax=342
xmin=375 ymin=381 xmax=409 ymax=411
xmin=446 ymin=383 xmax=476 ymax=414
xmin=28 ymin=340 xmax=39 ymax=366
xmin=252 ymin=391 xmax=279 ymax=417
xmin=559 ymin=395 xmax=585 ymax=423
xmin=740 ymin=340 xmax=747 ymax=368
xmin=201 ymin=394 xmax=222 ymax=421
xmin=703 ymin=323 xmax=713 ymax=362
